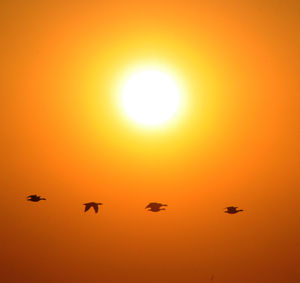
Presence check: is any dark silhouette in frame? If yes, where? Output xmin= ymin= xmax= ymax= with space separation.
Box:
xmin=145 ymin=202 xmax=168 ymax=212
xmin=83 ymin=202 xmax=103 ymax=213
xmin=224 ymin=206 xmax=243 ymax=214
xmin=27 ymin=195 xmax=46 ymax=202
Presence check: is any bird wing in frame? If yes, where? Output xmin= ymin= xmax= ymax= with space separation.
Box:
xmin=226 ymin=206 xmax=236 ymax=210
xmin=27 ymin=195 xmax=37 ymax=198
xmin=145 ymin=202 xmax=158 ymax=208
xmin=93 ymin=204 xmax=99 ymax=213
xmin=84 ymin=204 xmax=91 ymax=212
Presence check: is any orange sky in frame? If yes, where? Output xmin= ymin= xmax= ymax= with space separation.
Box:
xmin=1 ymin=0 xmax=299 ymax=282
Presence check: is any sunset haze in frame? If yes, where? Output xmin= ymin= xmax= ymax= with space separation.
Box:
xmin=1 ymin=0 xmax=299 ymax=282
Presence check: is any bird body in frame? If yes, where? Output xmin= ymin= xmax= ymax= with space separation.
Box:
xmin=145 ymin=202 xmax=168 ymax=212
xmin=83 ymin=202 xmax=103 ymax=213
xmin=27 ymin=195 xmax=46 ymax=202
xmin=224 ymin=206 xmax=243 ymax=214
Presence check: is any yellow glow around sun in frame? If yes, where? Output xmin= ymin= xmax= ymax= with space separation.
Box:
xmin=122 ymin=70 xmax=181 ymax=126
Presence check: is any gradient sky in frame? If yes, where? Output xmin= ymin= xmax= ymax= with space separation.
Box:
xmin=1 ymin=0 xmax=299 ymax=282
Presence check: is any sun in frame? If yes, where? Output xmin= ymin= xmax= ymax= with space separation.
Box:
xmin=121 ymin=70 xmax=181 ymax=126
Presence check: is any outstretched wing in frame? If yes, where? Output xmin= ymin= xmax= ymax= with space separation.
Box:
xmin=226 ymin=206 xmax=236 ymax=210
xmin=84 ymin=204 xmax=91 ymax=212
xmin=92 ymin=204 xmax=99 ymax=213
xmin=145 ymin=202 xmax=156 ymax=209
xmin=27 ymin=195 xmax=37 ymax=198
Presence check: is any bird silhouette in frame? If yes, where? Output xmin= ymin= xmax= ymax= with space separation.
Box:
xmin=83 ymin=202 xmax=103 ymax=213
xmin=27 ymin=195 xmax=46 ymax=202
xmin=145 ymin=202 xmax=168 ymax=212
xmin=224 ymin=206 xmax=243 ymax=214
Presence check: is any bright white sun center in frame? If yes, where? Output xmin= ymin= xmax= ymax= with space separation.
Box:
xmin=122 ymin=70 xmax=180 ymax=126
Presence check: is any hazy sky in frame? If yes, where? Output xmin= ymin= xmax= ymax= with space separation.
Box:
xmin=1 ymin=0 xmax=299 ymax=282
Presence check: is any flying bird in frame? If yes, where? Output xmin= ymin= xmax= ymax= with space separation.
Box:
xmin=145 ymin=202 xmax=168 ymax=212
xmin=27 ymin=195 xmax=46 ymax=202
xmin=224 ymin=206 xmax=244 ymax=214
xmin=83 ymin=202 xmax=103 ymax=213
